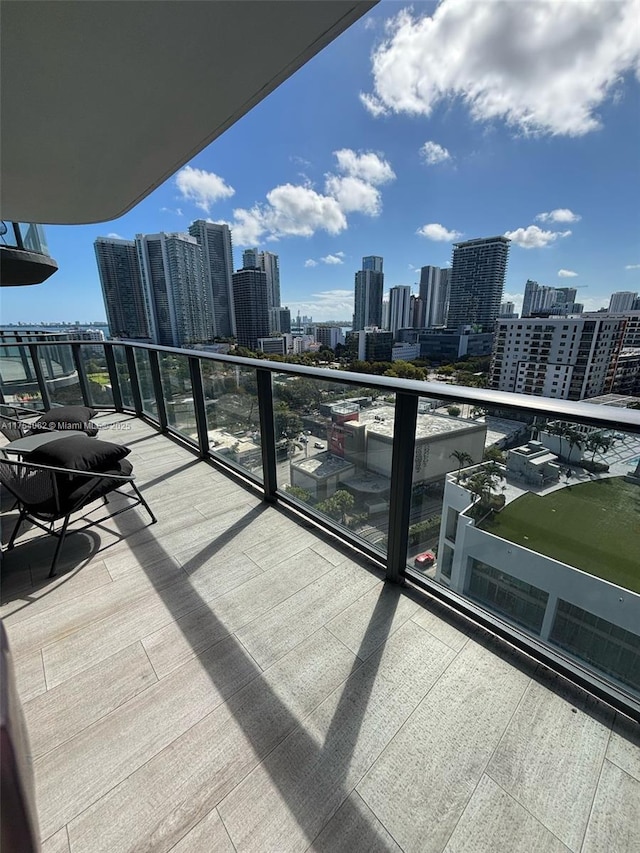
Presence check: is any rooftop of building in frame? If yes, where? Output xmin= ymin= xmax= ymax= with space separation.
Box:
xmin=584 ymin=394 xmax=640 ymax=408
xmin=291 ymin=451 xmax=355 ymax=477
xmin=356 ymin=406 xmax=485 ymax=440
xmin=2 ymin=413 xmax=637 ymax=852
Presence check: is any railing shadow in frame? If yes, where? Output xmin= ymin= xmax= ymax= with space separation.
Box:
xmin=105 ymin=467 xmax=404 ymax=850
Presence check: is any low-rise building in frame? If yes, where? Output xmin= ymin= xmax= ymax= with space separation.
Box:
xmin=435 ymin=469 xmax=640 ymax=694
xmin=505 ymin=442 xmax=561 ymax=486
xmin=290 ymin=452 xmax=355 ymax=500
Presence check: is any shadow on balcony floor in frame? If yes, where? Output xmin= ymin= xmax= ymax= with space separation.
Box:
xmin=1 ymin=414 xmax=639 ymax=853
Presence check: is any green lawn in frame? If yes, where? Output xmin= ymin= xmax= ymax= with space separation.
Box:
xmin=480 ymin=477 xmax=640 ymax=593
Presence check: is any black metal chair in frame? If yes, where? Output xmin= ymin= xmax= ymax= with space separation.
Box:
xmin=0 ymin=406 xmax=34 ymax=443
xmin=0 ymin=454 xmax=156 ymax=577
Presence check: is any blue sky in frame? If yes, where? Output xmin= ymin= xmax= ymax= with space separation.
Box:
xmin=3 ymin=0 xmax=640 ymax=324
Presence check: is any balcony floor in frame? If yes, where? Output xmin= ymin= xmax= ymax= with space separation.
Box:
xmin=1 ymin=414 xmax=639 ymax=853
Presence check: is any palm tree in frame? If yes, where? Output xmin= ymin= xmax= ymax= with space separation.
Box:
xmin=585 ymin=431 xmax=612 ymax=462
xmin=450 ymin=449 xmax=473 ymax=483
xmin=565 ymin=428 xmax=584 ymax=463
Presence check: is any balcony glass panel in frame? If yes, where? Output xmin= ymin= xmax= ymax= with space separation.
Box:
xmin=403 ymin=404 xmax=640 ymax=698
xmin=201 ymin=359 xmax=261 ymax=480
xmin=134 ymin=349 xmax=157 ymax=418
xmin=37 ymin=343 xmax=83 ymax=407
xmin=80 ymin=343 xmax=114 ymax=408
xmin=0 ymin=343 xmax=44 ymax=409
xmin=159 ymin=353 xmax=197 ymax=441
xmin=550 ymin=600 xmax=640 ymax=693
xmin=273 ymin=374 xmax=392 ymax=556
xmin=113 ymin=345 xmax=134 ymax=409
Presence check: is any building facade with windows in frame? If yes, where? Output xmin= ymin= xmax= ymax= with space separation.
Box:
xmin=136 ymin=232 xmax=209 ymax=347
xmin=388 ymin=285 xmax=412 ymax=336
xmin=447 ymin=236 xmax=510 ymax=332
xmin=188 ymin=220 xmax=236 ymax=339
xmin=353 ymin=256 xmax=384 ymax=331
xmin=94 ymin=237 xmax=150 ymax=340
xmin=436 ymin=470 xmax=640 ymax=695
xmin=490 ymin=317 xmax=626 ymax=400
xmin=231 ymin=266 xmax=269 ymax=350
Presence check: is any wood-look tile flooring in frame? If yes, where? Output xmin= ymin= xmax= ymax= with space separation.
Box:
xmin=1 ymin=414 xmax=638 ymax=853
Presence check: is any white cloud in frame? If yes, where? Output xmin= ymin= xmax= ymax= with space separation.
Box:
xmin=625 ymin=263 xmax=640 ymax=270
xmin=227 ymin=150 xmax=395 ymax=245
xmin=175 ymin=165 xmax=235 ymax=213
xmin=321 ymin=254 xmax=344 ymax=265
xmin=335 ymin=251 xmax=345 ymax=258
xmin=536 ymin=208 xmax=581 ymax=223
xmin=504 ymin=225 xmax=572 ymax=248
xmin=558 ymin=269 xmax=578 ymax=278
xmin=359 ymin=92 xmax=389 ymax=117
xmin=420 ymin=141 xmax=452 ymax=165
xmin=304 ymin=259 xmax=318 ymax=268
xmin=286 ymin=290 xmax=355 ymax=320
xmin=228 ymin=184 xmax=347 ymax=246
xmin=333 ymin=148 xmax=395 ymax=185
xmin=106 ymin=232 xmax=123 ymax=239
xmin=324 ymin=175 xmax=381 ymax=216
xmin=160 ymin=206 xmax=183 ymax=216
xmin=417 ymin=223 xmax=462 ymax=242
xmin=361 ymin=0 xmax=640 ymax=136
xmin=226 ymin=208 xmax=264 ymax=246
xmin=503 ymin=291 xmax=524 ymax=317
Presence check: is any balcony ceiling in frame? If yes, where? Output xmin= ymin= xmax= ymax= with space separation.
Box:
xmin=0 ymin=0 xmax=376 ymax=224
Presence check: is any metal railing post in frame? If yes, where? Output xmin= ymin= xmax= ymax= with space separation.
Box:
xmin=386 ymin=392 xmax=419 ymax=584
xmin=71 ymin=343 xmax=91 ymax=406
xmin=256 ymin=368 xmax=278 ymax=503
xmin=28 ymin=344 xmax=51 ymax=411
xmin=188 ymin=356 xmax=209 ymax=457
xmin=148 ymin=349 xmax=168 ymax=431
xmin=125 ymin=346 xmax=143 ymax=415
xmin=104 ymin=345 xmax=123 ymax=412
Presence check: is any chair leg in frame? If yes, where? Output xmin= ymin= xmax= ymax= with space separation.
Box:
xmin=131 ymin=483 xmax=157 ymax=524
xmin=7 ymin=507 xmax=26 ymax=550
xmin=49 ymin=516 xmax=70 ymax=578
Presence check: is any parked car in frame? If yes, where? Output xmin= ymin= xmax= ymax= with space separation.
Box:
xmin=314 ymin=442 xmax=324 ymax=449
xmin=414 ymin=550 xmax=435 ymax=568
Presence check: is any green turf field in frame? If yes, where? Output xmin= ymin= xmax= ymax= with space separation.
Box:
xmin=479 ymin=477 xmax=640 ymax=593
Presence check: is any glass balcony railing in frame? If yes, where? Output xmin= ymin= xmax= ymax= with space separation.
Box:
xmin=1 ymin=339 xmax=639 ymax=715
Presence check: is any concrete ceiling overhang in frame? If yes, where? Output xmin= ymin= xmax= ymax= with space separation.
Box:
xmin=1 ymin=0 xmax=376 ymax=225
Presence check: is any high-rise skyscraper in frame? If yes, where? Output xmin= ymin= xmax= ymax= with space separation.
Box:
xmin=609 ymin=291 xmax=638 ymax=312
xmin=447 ymin=236 xmax=510 ymax=331
xmin=232 ymin=266 xmax=269 ymax=350
xmin=388 ymin=285 xmax=412 ymax=336
xmin=353 ymin=256 xmax=384 ymax=330
xmin=136 ymin=233 xmax=209 ymax=347
xmin=242 ymin=248 xmax=259 ymax=269
xmin=437 ymin=267 xmax=451 ymax=326
xmin=269 ymin=306 xmax=291 ymax=334
xmin=419 ymin=266 xmax=449 ymax=327
xmin=188 ymin=220 xmax=236 ymax=339
xmin=362 ymin=255 xmax=383 ymax=273
xmin=94 ymin=237 xmax=150 ymax=340
xmin=258 ymin=250 xmax=281 ymax=310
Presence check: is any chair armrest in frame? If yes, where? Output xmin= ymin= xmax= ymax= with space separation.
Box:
xmin=3 ymin=459 xmax=135 ymax=483
xmin=0 ymin=404 xmax=42 ymax=419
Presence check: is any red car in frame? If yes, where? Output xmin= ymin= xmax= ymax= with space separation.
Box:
xmin=414 ymin=550 xmax=435 ymax=567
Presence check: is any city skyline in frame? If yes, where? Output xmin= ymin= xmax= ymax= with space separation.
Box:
xmin=2 ymin=0 xmax=639 ymax=324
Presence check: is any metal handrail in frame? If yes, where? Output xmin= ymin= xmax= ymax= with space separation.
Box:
xmin=1 ymin=337 xmax=639 ymax=717
xmin=7 ymin=338 xmax=640 ymax=434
